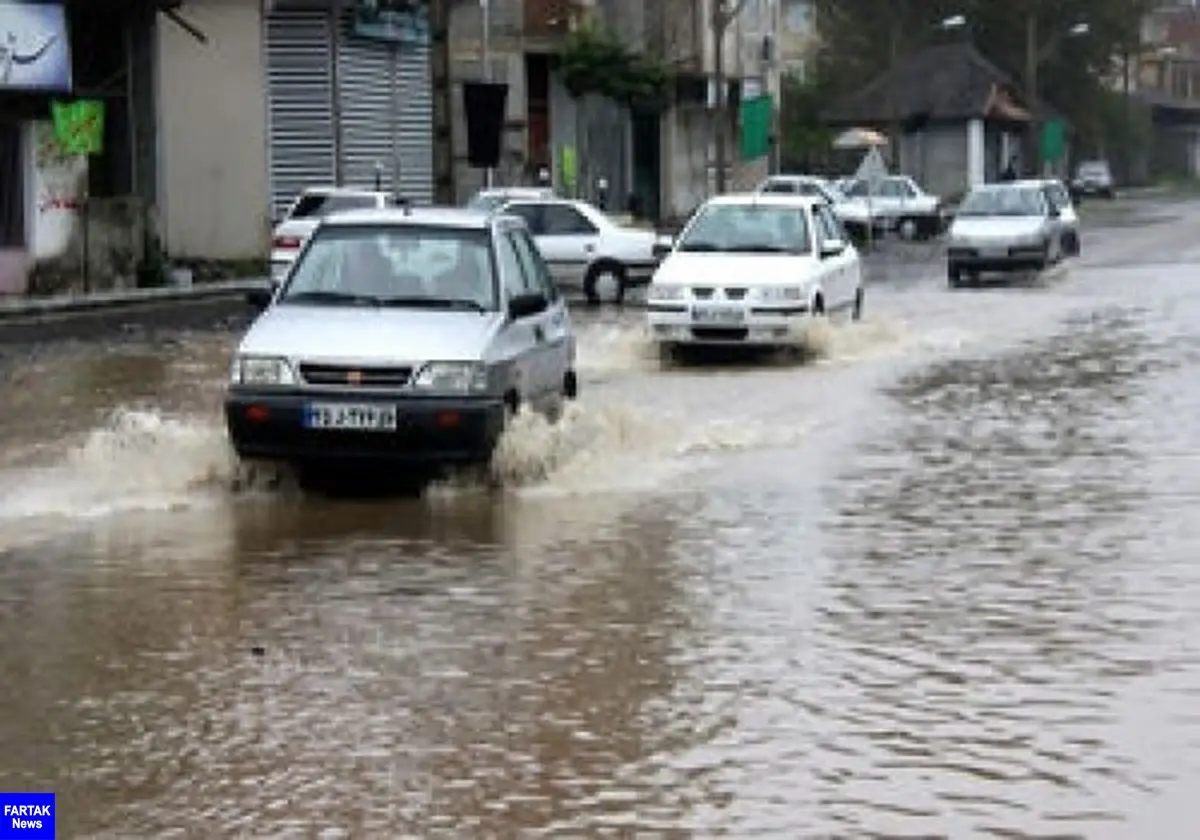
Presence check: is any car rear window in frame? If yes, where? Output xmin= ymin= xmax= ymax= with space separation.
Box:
xmin=289 ymin=193 xmax=378 ymax=219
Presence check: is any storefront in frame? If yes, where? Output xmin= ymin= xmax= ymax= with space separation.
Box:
xmin=265 ymin=0 xmax=434 ymax=219
xmin=0 ymin=0 xmax=76 ymax=294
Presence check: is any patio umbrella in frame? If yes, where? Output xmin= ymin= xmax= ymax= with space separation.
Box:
xmin=832 ymin=127 xmax=889 ymax=150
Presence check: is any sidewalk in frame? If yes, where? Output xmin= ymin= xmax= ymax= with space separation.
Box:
xmin=0 ymin=277 xmax=269 ymax=321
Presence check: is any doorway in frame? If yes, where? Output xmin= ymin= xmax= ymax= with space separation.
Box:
xmin=0 ymin=121 xmax=24 ymax=249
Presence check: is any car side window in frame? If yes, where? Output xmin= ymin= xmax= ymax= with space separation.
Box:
xmin=504 ymin=203 xmax=543 ymax=235
xmin=762 ymin=180 xmax=795 ymax=194
xmin=509 ymin=229 xmax=558 ymax=300
xmin=541 ymin=203 xmax=597 ymax=235
xmin=496 ymin=231 xmax=532 ymax=300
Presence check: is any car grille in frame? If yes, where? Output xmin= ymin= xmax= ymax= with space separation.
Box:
xmin=299 ymin=364 xmax=413 ymax=387
xmin=692 ymin=327 xmax=749 ymax=341
xmin=690 ymin=287 xmax=748 ymax=300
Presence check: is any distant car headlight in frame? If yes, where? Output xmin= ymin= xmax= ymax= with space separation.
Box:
xmin=412 ymin=361 xmax=488 ymax=393
xmin=759 ymin=286 xmax=805 ymax=302
xmin=229 ymin=355 xmax=297 ymax=386
xmin=647 ymin=283 xmax=686 ymax=301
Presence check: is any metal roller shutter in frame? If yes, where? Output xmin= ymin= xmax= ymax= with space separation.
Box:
xmin=265 ymin=8 xmax=336 ymax=218
xmin=337 ymin=12 xmax=433 ymax=204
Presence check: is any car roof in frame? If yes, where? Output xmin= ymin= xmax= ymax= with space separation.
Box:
xmin=762 ymin=174 xmax=828 ymax=183
xmin=703 ymin=192 xmax=825 ymax=209
xmin=475 ymin=187 xmax=555 ymax=198
xmin=1011 ymin=178 xmax=1063 ymax=187
xmin=301 ymin=186 xmax=388 ymax=197
xmin=320 ymin=206 xmax=497 ymax=230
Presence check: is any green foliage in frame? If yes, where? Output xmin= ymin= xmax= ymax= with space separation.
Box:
xmin=556 ymin=23 xmax=671 ymax=109
xmin=779 ymin=72 xmax=835 ymax=171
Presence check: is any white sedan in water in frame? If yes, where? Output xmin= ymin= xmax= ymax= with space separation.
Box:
xmin=645 ymin=194 xmax=864 ymax=351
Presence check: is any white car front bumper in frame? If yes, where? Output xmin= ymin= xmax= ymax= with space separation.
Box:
xmin=646 ymin=300 xmax=814 ymax=347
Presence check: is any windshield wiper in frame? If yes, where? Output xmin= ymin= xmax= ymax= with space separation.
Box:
xmin=376 ymin=296 xmax=489 ymax=312
xmin=678 ymin=241 xmax=720 ymax=252
xmin=281 ymin=290 xmax=381 ymax=306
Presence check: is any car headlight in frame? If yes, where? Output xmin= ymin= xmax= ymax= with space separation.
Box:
xmin=759 ymin=286 xmax=805 ymax=302
xmin=229 ymin=355 xmax=297 ymax=386
xmin=411 ymin=361 xmax=488 ymax=393
xmin=647 ymin=283 xmax=686 ymax=301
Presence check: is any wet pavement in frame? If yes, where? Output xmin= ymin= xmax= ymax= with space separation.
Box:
xmin=2 ymin=197 xmax=1200 ymax=837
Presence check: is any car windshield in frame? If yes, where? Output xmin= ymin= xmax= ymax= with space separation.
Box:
xmin=289 ymin=192 xmax=378 ymax=219
xmin=278 ymin=225 xmax=497 ymax=310
xmin=466 ymin=193 xmax=509 ymax=212
xmin=676 ymin=203 xmax=812 ymax=254
xmin=1078 ymin=162 xmax=1109 ymax=178
xmin=956 ymin=187 xmax=1045 ymax=217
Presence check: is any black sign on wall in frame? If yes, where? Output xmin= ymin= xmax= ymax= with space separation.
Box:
xmin=462 ymin=81 xmax=508 ymax=169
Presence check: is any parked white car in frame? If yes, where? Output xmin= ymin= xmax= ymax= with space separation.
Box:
xmin=645 ymin=193 xmax=864 ymax=352
xmin=270 ymin=187 xmax=390 ymax=284
xmin=489 ymin=197 xmax=668 ymax=304
xmin=840 ymin=175 xmax=943 ymax=239
xmin=755 ymin=174 xmax=843 ymax=206
xmin=945 ymin=182 xmax=1070 ymax=287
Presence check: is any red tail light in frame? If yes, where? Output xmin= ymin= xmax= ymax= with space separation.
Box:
xmin=273 ymin=235 xmax=302 ymax=250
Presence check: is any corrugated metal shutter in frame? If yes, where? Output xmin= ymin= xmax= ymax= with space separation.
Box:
xmin=337 ymin=12 xmax=433 ymax=204
xmin=265 ymin=8 xmax=336 ymax=218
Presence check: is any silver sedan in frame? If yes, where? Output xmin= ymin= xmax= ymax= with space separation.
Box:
xmin=945 ymin=183 xmax=1069 ymax=287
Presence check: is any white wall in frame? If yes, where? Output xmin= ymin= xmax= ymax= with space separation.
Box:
xmin=156 ymin=0 xmax=269 ymax=259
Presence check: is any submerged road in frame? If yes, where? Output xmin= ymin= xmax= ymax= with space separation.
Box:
xmin=1 ymin=197 xmax=1199 ymax=837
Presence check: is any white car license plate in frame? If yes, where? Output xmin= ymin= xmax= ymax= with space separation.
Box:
xmin=692 ymin=305 xmax=744 ymax=324
xmin=980 ymin=245 xmax=1009 ymax=258
xmin=305 ymin=403 xmax=398 ymax=432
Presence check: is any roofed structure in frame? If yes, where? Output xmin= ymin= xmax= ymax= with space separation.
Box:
xmin=824 ymin=42 xmax=1036 ymax=127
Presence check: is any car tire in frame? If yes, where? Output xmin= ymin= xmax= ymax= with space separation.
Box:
xmin=563 ymin=369 xmax=578 ymax=400
xmin=583 ymin=262 xmax=626 ymax=306
xmin=851 ymin=286 xmax=865 ymax=321
xmin=947 ymin=264 xmax=962 ymax=288
xmin=1103 ymin=188 xmax=1115 ymax=200
xmin=897 ymin=216 xmax=919 ymax=241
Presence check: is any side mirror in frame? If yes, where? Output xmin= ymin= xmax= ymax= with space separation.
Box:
xmin=652 ymin=240 xmax=673 ymax=260
xmin=508 ymin=291 xmax=548 ymax=320
xmin=246 ymin=286 xmax=274 ymax=311
xmin=819 ymin=239 xmax=846 ymax=259
xmin=1048 ymin=205 xmax=1061 ymax=219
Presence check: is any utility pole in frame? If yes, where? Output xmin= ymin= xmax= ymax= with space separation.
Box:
xmin=711 ymin=0 xmax=748 ymax=193
xmin=482 ymin=0 xmax=494 ymax=188
xmin=1024 ymin=8 xmax=1039 ymax=177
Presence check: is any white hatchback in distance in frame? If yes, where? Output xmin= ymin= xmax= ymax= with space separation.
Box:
xmin=645 ymin=194 xmax=864 ymax=351
xmin=270 ymin=187 xmax=391 ymax=284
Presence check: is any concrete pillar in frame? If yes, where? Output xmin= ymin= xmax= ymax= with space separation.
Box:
xmin=967 ymin=118 xmax=986 ymax=187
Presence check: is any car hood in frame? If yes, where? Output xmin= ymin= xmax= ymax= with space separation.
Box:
xmin=654 ymin=252 xmax=820 ymax=286
xmin=238 ymin=304 xmax=505 ymax=362
xmin=950 ymin=216 xmax=1045 ymax=239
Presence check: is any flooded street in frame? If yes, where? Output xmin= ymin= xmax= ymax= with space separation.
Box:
xmin=3 ymin=198 xmax=1200 ymax=837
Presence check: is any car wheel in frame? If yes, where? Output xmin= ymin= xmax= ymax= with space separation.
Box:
xmin=947 ymin=264 xmax=962 ymax=288
xmin=897 ymin=216 xmax=919 ymax=241
xmin=563 ymin=369 xmax=578 ymax=400
xmin=851 ymin=286 xmax=865 ymax=321
xmin=584 ymin=262 xmax=625 ymax=305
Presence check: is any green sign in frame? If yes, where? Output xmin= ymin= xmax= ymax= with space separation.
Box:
xmin=51 ymin=100 xmax=105 ymax=156
xmin=740 ymin=95 xmax=772 ymax=161
xmin=1040 ymin=118 xmax=1065 ymax=164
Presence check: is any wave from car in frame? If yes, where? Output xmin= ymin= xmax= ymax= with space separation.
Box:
xmin=645 ymin=193 xmax=864 ymax=355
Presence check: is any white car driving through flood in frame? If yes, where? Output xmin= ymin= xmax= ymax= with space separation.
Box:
xmin=645 ymin=194 xmax=864 ymax=352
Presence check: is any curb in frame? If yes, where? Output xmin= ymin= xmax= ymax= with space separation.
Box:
xmin=0 ymin=278 xmax=269 ymax=321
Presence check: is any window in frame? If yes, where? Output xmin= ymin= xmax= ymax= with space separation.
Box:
xmin=879 ymin=179 xmax=914 ymax=199
xmin=508 ymin=229 xmax=558 ymax=299
xmin=676 ymin=203 xmax=812 ymax=254
xmin=278 ymin=225 xmax=498 ymax=309
xmin=957 ymin=186 xmax=1046 ymax=217
xmin=496 ymin=233 xmax=532 ymax=299
xmin=288 ymin=192 xmax=379 ymax=220
xmin=814 ymin=203 xmax=845 ymax=244
xmin=761 ymin=180 xmax=798 ymax=194
xmin=503 ymin=203 xmax=543 ymax=234
xmin=541 ymin=203 xmax=596 ymax=235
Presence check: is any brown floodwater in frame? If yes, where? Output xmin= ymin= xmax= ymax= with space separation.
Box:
xmin=2 ymin=199 xmax=1200 ymax=837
